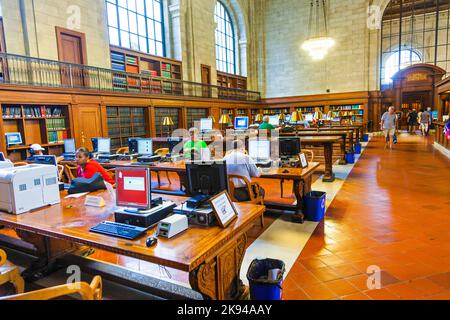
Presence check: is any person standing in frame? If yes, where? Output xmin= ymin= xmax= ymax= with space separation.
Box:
xmin=407 ymin=109 xmax=418 ymax=134
xmin=419 ymin=108 xmax=431 ymax=136
xmin=183 ymin=127 xmax=210 ymax=161
xmin=381 ymin=106 xmax=398 ymax=149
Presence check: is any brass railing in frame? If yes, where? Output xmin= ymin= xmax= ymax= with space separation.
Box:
xmin=0 ymin=53 xmax=261 ymax=102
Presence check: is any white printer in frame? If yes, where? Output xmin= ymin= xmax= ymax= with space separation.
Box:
xmin=0 ymin=160 xmax=13 ymax=170
xmin=0 ymin=164 xmax=61 ymax=215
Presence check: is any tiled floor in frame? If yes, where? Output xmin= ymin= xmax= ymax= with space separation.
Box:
xmin=283 ymin=134 xmax=450 ymax=300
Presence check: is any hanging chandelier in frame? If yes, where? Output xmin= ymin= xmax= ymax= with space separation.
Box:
xmin=302 ymin=0 xmax=335 ymax=60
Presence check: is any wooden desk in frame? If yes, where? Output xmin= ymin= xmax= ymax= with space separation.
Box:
xmin=0 ymin=191 xmax=265 ymax=300
xmin=259 ymin=163 xmax=320 ymax=223
xmin=297 ymin=136 xmax=341 ymax=182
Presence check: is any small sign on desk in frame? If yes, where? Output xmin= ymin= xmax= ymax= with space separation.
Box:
xmin=209 ymin=191 xmax=238 ymax=228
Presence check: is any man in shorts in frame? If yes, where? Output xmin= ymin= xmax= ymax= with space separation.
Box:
xmin=419 ymin=109 xmax=431 ymax=136
xmin=381 ymin=106 xmax=398 ymax=149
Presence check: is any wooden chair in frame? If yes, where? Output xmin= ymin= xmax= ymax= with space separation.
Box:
xmin=154 ymin=148 xmax=172 ymax=187
xmin=0 ymin=249 xmax=25 ymax=296
xmin=1 ymin=275 xmax=102 ymax=301
xmin=57 ymin=164 xmax=65 ymax=181
xmin=280 ymin=150 xmax=315 ymax=198
xmin=63 ymin=164 xmax=78 ymax=182
xmin=228 ymin=174 xmax=265 ymax=228
xmin=116 ymin=147 xmax=129 ymax=155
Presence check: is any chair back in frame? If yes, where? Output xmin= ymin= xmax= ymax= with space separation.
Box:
xmin=227 ymin=174 xmax=263 ymax=205
xmin=116 ymin=147 xmax=129 ymax=155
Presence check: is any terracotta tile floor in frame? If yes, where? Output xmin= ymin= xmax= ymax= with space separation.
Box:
xmin=283 ymin=135 xmax=450 ymax=300
xmin=1 ymin=134 xmax=449 ymax=300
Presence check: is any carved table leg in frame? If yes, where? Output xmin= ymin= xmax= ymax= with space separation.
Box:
xmin=339 ymin=136 xmax=347 ymax=165
xmin=291 ymin=179 xmax=305 ymax=224
xmin=15 ymin=230 xmax=80 ymax=282
xmin=323 ymin=142 xmax=336 ymax=183
xmin=189 ymin=234 xmax=249 ymax=300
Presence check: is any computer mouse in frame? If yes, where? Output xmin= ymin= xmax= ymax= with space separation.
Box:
xmin=283 ymin=170 xmax=290 ymax=173
xmin=146 ymin=237 xmax=158 ymax=248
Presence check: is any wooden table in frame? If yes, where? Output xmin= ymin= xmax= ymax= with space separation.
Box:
xmin=259 ymin=163 xmax=320 ymax=223
xmin=0 ymin=191 xmax=265 ymax=300
xmin=297 ymin=136 xmax=341 ymax=182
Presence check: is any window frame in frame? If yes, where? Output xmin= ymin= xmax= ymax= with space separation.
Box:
xmin=106 ymin=0 xmax=166 ymax=57
xmin=215 ymin=1 xmax=237 ymax=75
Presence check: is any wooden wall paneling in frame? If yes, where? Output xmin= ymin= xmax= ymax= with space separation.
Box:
xmin=100 ymin=105 xmax=108 ymax=137
xmin=71 ymin=104 xmax=103 ymax=149
xmin=0 ymin=104 xmax=5 ymax=154
xmin=149 ymin=106 xmax=156 ymax=137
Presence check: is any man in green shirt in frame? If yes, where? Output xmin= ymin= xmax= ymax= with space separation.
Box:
xmin=258 ymin=116 xmax=276 ymax=130
xmin=184 ymin=128 xmax=209 ymax=160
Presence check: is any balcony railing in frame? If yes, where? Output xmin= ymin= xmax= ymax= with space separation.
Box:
xmin=0 ymin=53 xmax=261 ymax=102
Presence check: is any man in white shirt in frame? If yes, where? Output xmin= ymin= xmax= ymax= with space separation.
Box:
xmin=223 ymin=140 xmax=265 ymax=202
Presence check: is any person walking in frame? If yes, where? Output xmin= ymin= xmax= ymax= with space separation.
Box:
xmin=381 ymin=106 xmax=398 ymax=149
xmin=407 ymin=109 xmax=418 ymax=134
xmin=419 ymin=108 xmax=431 ymax=136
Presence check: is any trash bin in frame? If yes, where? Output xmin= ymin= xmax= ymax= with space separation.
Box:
xmin=362 ymin=134 xmax=369 ymax=142
xmin=345 ymin=151 xmax=355 ymax=164
xmin=354 ymin=143 xmax=362 ymax=154
xmin=247 ymin=259 xmax=285 ymax=300
xmin=304 ymin=191 xmax=327 ymax=222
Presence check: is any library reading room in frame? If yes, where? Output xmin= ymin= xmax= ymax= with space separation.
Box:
xmin=0 ymin=0 xmax=449 ymax=306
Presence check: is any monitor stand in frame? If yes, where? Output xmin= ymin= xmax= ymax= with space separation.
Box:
xmin=122 ymin=197 xmax=163 ymax=214
xmin=114 ymin=198 xmax=176 ymax=228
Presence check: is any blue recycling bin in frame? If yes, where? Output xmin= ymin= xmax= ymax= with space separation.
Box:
xmin=304 ymin=191 xmax=326 ymax=222
xmin=362 ymin=134 xmax=369 ymax=142
xmin=354 ymin=143 xmax=362 ymax=154
xmin=247 ymin=259 xmax=285 ymax=300
xmin=346 ymin=151 xmax=355 ymax=164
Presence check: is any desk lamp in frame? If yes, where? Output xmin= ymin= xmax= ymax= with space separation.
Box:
xmin=162 ymin=116 xmax=174 ymax=137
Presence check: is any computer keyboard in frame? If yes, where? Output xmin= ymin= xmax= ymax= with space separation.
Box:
xmin=96 ymin=158 xmax=111 ymax=164
xmin=90 ymin=221 xmax=147 ymax=240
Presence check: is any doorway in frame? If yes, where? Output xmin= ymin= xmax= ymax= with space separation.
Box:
xmin=201 ymin=64 xmax=211 ymax=98
xmin=56 ymin=27 xmax=87 ymax=88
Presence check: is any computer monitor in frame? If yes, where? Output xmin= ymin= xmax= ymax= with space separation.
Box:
xmin=200 ymin=118 xmax=213 ymax=132
xmin=279 ymin=137 xmax=301 ymax=158
xmin=186 ymin=161 xmax=228 ymax=197
xmin=138 ymin=139 xmax=153 ymax=156
xmin=268 ymin=116 xmax=280 ymax=127
xmin=285 ymin=115 xmax=292 ymax=123
xmin=305 ymin=114 xmax=314 ymax=122
xmin=168 ymin=137 xmax=183 ymax=154
xmin=5 ymin=132 xmax=22 ymax=147
xmin=28 ymin=155 xmax=58 ymax=166
xmin=0 ymin=152 xmax=5 ymax=161
xmin=64 ymin=139 xmax=76 ymax=154
xmin=248 ymin=140 xmax=271 ymax=160
xmin=92 ymin=138 xmax=111 ymax=154
xmin=128 ymin=138 xmax=141 ymax=154
xmin=116 ymin=167 xmax=151 ymax=210
xmin=234 ymin=116 xmax=249 ymax=130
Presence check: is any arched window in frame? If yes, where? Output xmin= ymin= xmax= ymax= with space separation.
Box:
xmin=382 ymin=49 xmax=421 ymax=84
xmin=215 ymin=1 xmax=236 ymax=74
xmin=106 ymin=0 xmax=165 ymax=57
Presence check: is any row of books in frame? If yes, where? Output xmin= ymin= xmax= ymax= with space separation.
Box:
xmin=47 ymin=118 xmax=67 ymax=131
xmin=2 ymin=106 xmax=22 ymax=118
xmin=2 ymin=106 xmax=65 ymax=118
xmin=48 ymin=130 xmax=68 ymax=144
xmin=331 ymin=105 xmax=363 ymax=111
xmin=161 ymin=63 xmax=171 ymax=72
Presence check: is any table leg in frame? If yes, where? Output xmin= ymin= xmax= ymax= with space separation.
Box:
xmin=338 ymin=136 xmax=347 ymax=165
xmin=292 ymin=179 xmax=306 ymax=224
xmin=15 ymin=230 xmax=82 ymax=281
xmin=189 ymin=234 xmax=249 ymax=300
xmin=323 ymin=142 xmax=335 ymax=182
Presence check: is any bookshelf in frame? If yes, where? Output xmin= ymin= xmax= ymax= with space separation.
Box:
xmin=217 ymin=71 xmax=247 ymax=90
xmin=329 ymin=105 xmax=365 ymax=122
xmin=187 ymin=108 xmax=209 ymax=129
xmin=155 ymin=107 xmax=181 ymax=137
xmin=263 ymin=107 xmax=290 ymax=116
xmin=110 ymin=46 xmax=183 ymax=95
xmin=1 ymin=104 xmax=70 ymax=161
xmin=106 ymin=107 xmax=148 ymax=150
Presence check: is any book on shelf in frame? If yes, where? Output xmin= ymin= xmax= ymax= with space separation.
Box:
xmin=2 ymin=106 xmax=22 ymax=118
xmin=47 ymin=118 xmax=66 ymax=131
xmin=47 ymin=130 xmax=68 ymax=144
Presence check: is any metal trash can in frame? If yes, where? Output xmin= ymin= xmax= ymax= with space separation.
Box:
xmin=247 ymin=259 xmax=285 ymax=300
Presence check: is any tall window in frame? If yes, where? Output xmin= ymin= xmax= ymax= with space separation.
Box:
xmin=383 ymin=49 xmax=421 ymax=84
xmin=106 ymin=0 xmax=165 ymax=57
xmin=215 ymin=1 xmax=236 ymax=74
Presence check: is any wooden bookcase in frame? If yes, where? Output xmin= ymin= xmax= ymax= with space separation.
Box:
xmin=0 ymin=104 xmax=70 ymax=161
xmin=217 ymin=71 xmax=247 ymax=90
xmin=329 ymin=105 xmax=365 ymax=123
xmin=263 ymin=107 xmax=290 ymax=116
xmin=110 ymin=46 xmax=183 ymax=95
xmin=106 ymin=106 xmax=148 ymax=150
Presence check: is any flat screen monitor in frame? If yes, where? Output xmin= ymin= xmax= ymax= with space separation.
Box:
xmin=248 ymin=140 xmax=271 ymax=160
xmin=268 ymin=115 xmax=280 ymax=126
xmin=0 ymin=152 xmax=5 ymax=161
xmin=28 ymin=155 xmax=58 ymax=166
xmin=305 ymin=114 xmax=314 ymax=122
xmin=285 ymin=115 xmax=292 ymax=123
xmin=280 ymin=138 xmax=301 ymax=157
xmin=116 ymin=167 xmax=151 ymax=210
xmin=92 ymin=138 xmax=111 ymax=154
xmin=186 ymin=161 xmax=228 ymax=197
xmin=234 ymin=116 xmax=249 ymax=130
xmin=200 ymin=118 xmax=213 ymax=132
xmin=128 ymin=138 xmax=141 ymax=154
xmin=138 ymin=139 xmax=153 ymax=156
xmin=432 ymin=111 xmax=438 ymax=121
xmin=64 ymin=139 xmax=76 ymax=153
xmin=5 ymin=132 xmax=22 ymax=146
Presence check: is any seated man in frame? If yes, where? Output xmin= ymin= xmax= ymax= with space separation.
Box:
xmin=27 ymin=144 xmax=64 ymax=163
xmin=224 ymin=140 xmax=265 ymax=202
xmin=183 ymin=128 xmax=210 ymax=161
xmin=258 ymin=116 xmax=276 ymax=130
xmin=75 ymin=147 xmax=115 ymax=185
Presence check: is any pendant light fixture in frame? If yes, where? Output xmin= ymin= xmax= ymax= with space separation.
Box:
xmin=302 ymin=0 xmax=335 ymax=60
